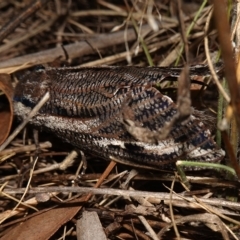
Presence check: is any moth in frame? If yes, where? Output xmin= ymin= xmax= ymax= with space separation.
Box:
xmin=13 ymin=65 xmax=225 ymax=169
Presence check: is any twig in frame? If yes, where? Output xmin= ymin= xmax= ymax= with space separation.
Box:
xmin=169 ymin=175 xmax=180 ymax=240
xmin=157 ymin=213 xmax=230 ymax=240
xmin=0 ymin=141 xmax=52 ymax=158
xmin=138 ymin=215 xmax=159 ymax=240
xmin=3 ymin=186 xmax=240 ymax=210
xmin=204 ymin=8 xmax=230 ymax=102
xmin=0 ymin=25 xmax=150 ymax=72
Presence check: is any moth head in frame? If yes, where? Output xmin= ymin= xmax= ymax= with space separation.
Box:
xmin=14 ymin=66 xmax=51 ymax=107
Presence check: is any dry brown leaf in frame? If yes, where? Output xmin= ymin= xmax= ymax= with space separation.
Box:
xmin=0 ymin=74 xmax=13 ymax=145
xmin=0 ymin=197 xmax=85 ymax=240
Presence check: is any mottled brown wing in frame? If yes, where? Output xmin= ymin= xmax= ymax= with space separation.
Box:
xmin=13 ymin=66 xmax=225 ymax=169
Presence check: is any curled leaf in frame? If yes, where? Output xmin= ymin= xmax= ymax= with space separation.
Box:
xmin=0 ymin=74 xmax=13 ymax=145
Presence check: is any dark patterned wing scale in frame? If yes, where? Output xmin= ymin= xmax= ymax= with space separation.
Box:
xmin=13 ymin=66 xmax=225 ymax=169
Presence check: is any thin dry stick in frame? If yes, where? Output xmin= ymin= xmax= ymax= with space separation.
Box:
xmin=138 ymin=215 xmax=159 ymax=240
xmin=164 ymin=185 xmax=240 ymax=226
xmin=222 ymin=222 xmax=239 ymax=240
xmin=0 ymin=92 xmax=50 ymax=152
xmin=100 ymin=169 xmax=137 ymax=207
xmin=231 ymin=7 xmax=240 ymax=42
xmin=0 ymin=25 xmax=151 ymax=71
xmin=32 ymin=150 xmax=77 ymax=174
xmin=98 ymin=0 xmax=124 ymax=13
xmin=204 ymin=9 xmax=230 ymax=102
xmin=3 ymin=186 xmax=240 ymax=211
xmin=82 ymin=161 xmax=117 ymax=203
xmin=68 ymin=151 xmax=81 ymax=199
xmin=177 ymin=0 xmax=189 ymax=63
xmin=60 ymin=150 xmax=78 ymax=171
xmin=157 ymin=213 xmax=230 ymax=240
xmin=231 ymin=1 xmax=240 ymax=57
xmin=79 ymin=50 xmax=138 ymax=66
xmin=122 ymin=223 xmax=150 ymax=240
xmin=169 ymin=176 xmax=180 ymax=240
xmin=0 ymin=141 xmax=52 ymax=158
